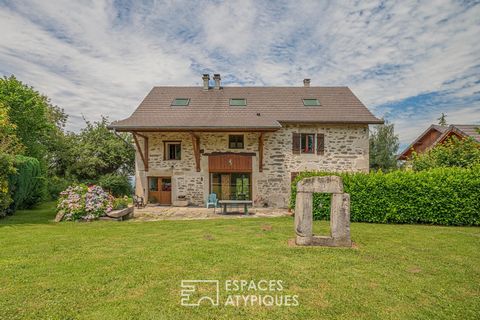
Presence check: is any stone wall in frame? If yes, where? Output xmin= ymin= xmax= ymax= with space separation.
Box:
xmin=134 ymin=124 xmax=369 ymax=208
xmin=257 ymin=124 xmax=369 ymax=207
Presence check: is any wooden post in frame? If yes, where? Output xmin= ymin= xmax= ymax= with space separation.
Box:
xmin=190 ymin=132 xmax=201 ymax=172
xmin=133 ymin=132 xmax=149 ymax=171
xmin=144 ymin=136 xmax=149 ymax=171
xmin=258 ymin=132 xmax=264 ymax=172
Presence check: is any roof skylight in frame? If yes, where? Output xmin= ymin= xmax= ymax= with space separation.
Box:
xmin=302 ymin=98 xmax=320 ymax=106
xmin=171 ymin=98 xmax=190 ymax=106
xmin=229 ymin=98 xmax=247 ymax=106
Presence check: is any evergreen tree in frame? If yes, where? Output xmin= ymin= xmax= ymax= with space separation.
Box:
xmin=369 ymin=120 xmax=399 ymax=171
xmin=437 ymin=113 xmax=447 ymax=126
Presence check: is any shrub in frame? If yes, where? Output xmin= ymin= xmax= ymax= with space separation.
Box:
xmin=46 ymin=175 xmax=74 ymax=200
xmin=0 ymin=153 xmax=15 ymax=217
xmin=410 ymin=136 xmax=480 ymax=171
xmin=290 ymin=167 xmax=480 ymax=226
xmin=7 ymin=155 xmax=45 ymax=214
xmin=57 ymin=184 xmax=113 ymax=221
xmin=112 ymin=196 xmax=130 ymax=210
xmin=98 ymin=174 xmax=132 ymax=197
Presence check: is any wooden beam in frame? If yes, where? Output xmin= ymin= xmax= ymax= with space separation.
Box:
xmin=134 ymin=132 xmax=148 ymax=139
xmin=258 ymin=132 xmax=264 ymax=172
xmin=132 ymin=133 xmax=146 ymax=170
xmin=190 ymin=132 xmax=201 ymax=172
xmin=132 ymin=133 xmax=148 ymax=171
xmin=144 ymin=135 xmax=149 ymax=171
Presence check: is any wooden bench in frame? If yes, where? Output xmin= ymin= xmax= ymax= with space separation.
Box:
xmin=218 ymin=200 xmax=253 ymax=215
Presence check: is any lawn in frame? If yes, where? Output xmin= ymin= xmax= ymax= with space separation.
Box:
xmin=1 ymin=203 xmax=479 ymax=320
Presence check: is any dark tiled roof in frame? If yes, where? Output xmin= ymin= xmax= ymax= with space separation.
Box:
xmin=109 ymin=86 xmax=383 ymax=131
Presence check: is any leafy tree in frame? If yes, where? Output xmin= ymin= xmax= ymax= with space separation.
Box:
xmin=0 ymin=102 xmax=24 ymax=155
xmin=0 ymin=103 xmax=21 ymax=215
xmin=437 ymin=113 xmax=447 ymax=126
xmin=0 ymin=75 xmax=67 ymax=169
xmin=411 ymin=136 xmax=480 ymax=171
xmin=61 ymin=117 xmax=135 ymax=181
xmin=369 ymin=120 xmax=399 ymax=171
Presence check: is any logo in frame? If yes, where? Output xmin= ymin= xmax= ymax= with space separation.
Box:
xmin=180 ymin=279 xmax=299 ymax=307
xmin=180 ymin=280 xmax=220 ymax=307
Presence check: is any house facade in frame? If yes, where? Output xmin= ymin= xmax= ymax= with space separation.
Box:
xmin=398 ymin=124 xmax=480 ymax=160
xmin=109 ymin=75 xmax=382 ymax=208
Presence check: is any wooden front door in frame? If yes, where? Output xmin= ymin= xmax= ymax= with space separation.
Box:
xmin=148 ymin=177 xmax=172 ymax=205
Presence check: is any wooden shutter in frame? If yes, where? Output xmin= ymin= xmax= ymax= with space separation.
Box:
xmin=317 ymin=134 xmax=325 ymax=155
xmin=292 ymin=133 xmax=300 ymax=154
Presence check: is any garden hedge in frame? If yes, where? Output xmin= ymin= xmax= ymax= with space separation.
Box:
xmin=290 ymin=167 xmax=480 ymax=226
xmin=7 ymin=155 xmax=44 ymax=213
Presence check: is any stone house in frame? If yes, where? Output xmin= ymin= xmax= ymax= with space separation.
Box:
xmin=108 ymin=74 xmax=382 ymax=208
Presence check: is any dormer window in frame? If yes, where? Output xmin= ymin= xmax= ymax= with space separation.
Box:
xmin=302 ymin=98 xmax=320 ymax=106
xmin=229 ymin=98 xmax=247 ymax=106
xmin=171 ymin=98 xmax=190 ymax=106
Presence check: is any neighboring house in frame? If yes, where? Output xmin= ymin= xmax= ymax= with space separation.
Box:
xmin=108 ymin=74 xmax=382 ymax=208
xmin=398 ymin=124 xmax=480 ymax=160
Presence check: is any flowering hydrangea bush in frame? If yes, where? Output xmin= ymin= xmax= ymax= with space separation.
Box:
xmin=57 ymin=184 xmax=113 ymax=221
xmin=84 ymin=185 xmax=113 ymax=220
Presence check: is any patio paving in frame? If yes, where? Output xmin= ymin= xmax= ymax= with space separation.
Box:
xmin=133 ymin=205 xmax=291 ymax=221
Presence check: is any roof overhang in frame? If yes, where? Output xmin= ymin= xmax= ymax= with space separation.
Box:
xmin=278 ymin=119 xmax=384 ymax=125
xmin=108 ymin=125 xmax=280 ymax=132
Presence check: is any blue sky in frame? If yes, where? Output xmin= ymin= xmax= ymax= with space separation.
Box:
xmin=0 ymin=0 xmax=479 ymax=148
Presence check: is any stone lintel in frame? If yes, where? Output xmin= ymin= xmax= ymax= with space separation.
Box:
xmin=296 ymin=176 xmax=344 ymax=194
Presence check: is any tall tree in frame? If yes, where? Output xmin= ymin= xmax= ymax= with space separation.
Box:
xmin=60 ymin=117 xmax=135 ymax=181
xmin=437 ymin=113 xmax=447 ymax=126
xmin=0 ymin=75 xmax=67 ymax=169
xmin=369 ymin=120 xmax=399 ymax=171
xmin=0 ymin=102 xmax=24 ymax=155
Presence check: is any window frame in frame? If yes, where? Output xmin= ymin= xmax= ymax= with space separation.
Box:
xmin=229 ymin=98 xmax=247 ymax=107
xmin=300 ymin=133 xmax=315 ymax=154
xmin=163 ymin=141 xmax=182 ymax=160
xmin=302 ymin=98 xmax=320 ymax=106
xmin=228 ymin=134 xmax=244 ymax=149
xmin=171 ymin=98 xmax=190 ymax=106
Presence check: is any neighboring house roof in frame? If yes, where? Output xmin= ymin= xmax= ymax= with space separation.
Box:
xmin=108 ymin=86 xmax=383 ymax=131
xmin=398 ymin=124 xmax=480 ymax=160
xmin=445 ymin=125 xmax=480 ymax=143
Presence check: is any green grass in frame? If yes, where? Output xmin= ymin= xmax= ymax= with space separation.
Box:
xmin=1 ymin=203 xmax=479 ymax=319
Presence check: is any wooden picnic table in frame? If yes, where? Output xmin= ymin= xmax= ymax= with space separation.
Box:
xmin=218 ymin=200 xmax=253 ymax=215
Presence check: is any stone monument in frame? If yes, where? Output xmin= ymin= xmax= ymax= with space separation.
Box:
xmin=294 ymin=176 xmax=352 ymax=247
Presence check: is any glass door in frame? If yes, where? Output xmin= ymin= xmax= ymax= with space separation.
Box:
xmin=210 ymin=173 xmax=251 ymax=200
xmin=148 ymin=177 xmax=172 ymax=205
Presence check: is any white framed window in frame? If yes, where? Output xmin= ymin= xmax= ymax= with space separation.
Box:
xmin=164 ymin=141 xmax=181 ymax=160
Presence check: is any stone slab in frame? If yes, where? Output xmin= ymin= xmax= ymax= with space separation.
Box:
xmin=106 ymin=206 xmax=133 ymax=219
xmin=296 ymin=176 xmax=344 ymax=194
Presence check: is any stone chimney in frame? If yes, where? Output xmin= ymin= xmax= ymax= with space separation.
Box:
xmin=213 ymin=74 xmax=221 ymax=89
xmin=303 ymin=78 xmax=311 ymax=87
xmin=202 ymin=74 xmax=210 ymax=90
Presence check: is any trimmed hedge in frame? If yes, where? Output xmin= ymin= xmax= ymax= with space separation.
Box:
xmin=7 ymin=155 xmax=44 ymax=213
xmin=290 ymin=167 xmax=480 ymax=226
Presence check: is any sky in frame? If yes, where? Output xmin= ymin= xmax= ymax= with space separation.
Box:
xmin=0 ymin=0 xmax=479 ymax=149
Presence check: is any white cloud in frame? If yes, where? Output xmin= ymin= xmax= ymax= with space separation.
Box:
xmin=0 ymin=0 xmax=478 ymax=144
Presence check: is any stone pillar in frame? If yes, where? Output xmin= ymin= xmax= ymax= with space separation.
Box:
xmin=295 ymin=192 xmax=313 ymax=245
xmin=330 ymin=193 xmax=351 ymax=246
